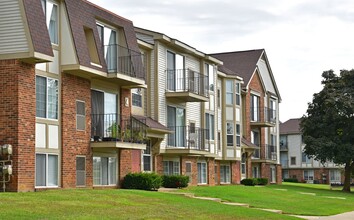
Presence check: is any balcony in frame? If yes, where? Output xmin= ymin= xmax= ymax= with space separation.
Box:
xmin=91 ymin=113 xmax=147 ymax=150
xmin=252 ymin=147 xmax=260 ymax=159
xmin=250 ymin=107 xmax=276 ymax=127
xmin=281 ymin=160 xmax=289 ymax=168
xmin=280 ymin=141 xmax=288 ymax=151
xmin=266 ymin=144 xmax=277 ymax=161
xmin=105 ymin=44 xmax=146 ymax=87
xmin=165 ymin=69 xmax=209 ymax=102
xmin=164 ymin=126 xmax=210 ymax=155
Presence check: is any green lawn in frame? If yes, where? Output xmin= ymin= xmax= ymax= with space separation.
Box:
xmin=0 ymin=189 xmax=298 ymax=220
xmin=181 ymin=182 xmax=354 ymax=216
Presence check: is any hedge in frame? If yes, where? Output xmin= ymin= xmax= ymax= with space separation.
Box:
xmin=122 ymin=172 xmax=162 ymax=190
xmin=283 ymin=178 xmax=298 ymax=183
xmin=162 ymin=175 xmax=189 ymax=188
xmin=241 ymin=178 xmax=269 ymax=186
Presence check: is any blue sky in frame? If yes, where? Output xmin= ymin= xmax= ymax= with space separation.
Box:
xmin=89 ymin=0 xmax=354 ymax=121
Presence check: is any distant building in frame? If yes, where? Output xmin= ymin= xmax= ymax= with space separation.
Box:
xmin=280 ymin=119 xmax=343 ymax=184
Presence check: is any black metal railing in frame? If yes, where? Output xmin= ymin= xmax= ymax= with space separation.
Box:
xmin=280 ymin=141 xmax=288 ymax=151
xmin=166 ymin=69 xmax=209 ymax=97
xmin=104 ymin=44 xmax=145 ymax=80
xmin=281 ymin=160 xmax=289 ymax=168
xmin=91 ymin=113 xmax=147 ymax=144
xmin=266 ymin=144 xmax=277 ymax=160
xmin=167 ymin=126 xmax=209 ymax=151
xmin=250 ymin=107 xmax=276 ymax=124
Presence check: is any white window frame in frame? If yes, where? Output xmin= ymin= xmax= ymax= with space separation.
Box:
xmin=304 ymin=170 xmax=314 ymax=181
xmin=93 ymin=156 xmax=117 ymax=186
xmin=41 ymin=0 xmax=59 ymax=45
xmin=36 ymin=75 xmax=59 ymax=120
xmin=220 ymin=164 xmax=231 ymax=184
xmin=205 ymin=113 xmax=214 ymax=140
xmin=226 ymin=80 xmax=233 ymax=105
xmin=35 ymin=153 xmax=59 ymax=188
xmin=142 ymin=141 xmax=152 ymax=172
xmin=76 ymin=100 xmax=86 ymax=131
xmin=76 ymin=156 xmax=86 ymax=187
xmin=197 ymin=162 xmax=207 ymax=184
xmin=163 ymin=161 xmax=180 ymax=176
xmin=226 ymin=122 xmax=234 ymax=146
xmin=132 ymin=88 xmax=142 ymax=107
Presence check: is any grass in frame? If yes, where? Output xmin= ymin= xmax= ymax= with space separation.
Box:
xmin=0 ymin=189 xmax=298 ymax=220
xmin=181 ymin=182 xmax=354 ymax=216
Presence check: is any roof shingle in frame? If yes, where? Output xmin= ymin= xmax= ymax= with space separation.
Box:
xmin=280 ymin=118 xmax=302 ymax=134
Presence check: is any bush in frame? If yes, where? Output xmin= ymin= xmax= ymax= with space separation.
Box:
xmin=283 ymin=178 xmax=299 ymax=183
xmin=122 ymin=172 xmax=162 ymax=191
xmin=162 ymin=175 xmax=189 ymax=188
xmin=256 ymin=178 xmax=268 ymax=185
xmin=240 ymin=178 xmax=256 ymax=186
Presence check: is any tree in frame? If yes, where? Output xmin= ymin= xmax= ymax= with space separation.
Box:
xmin=300 ymin=69 xmax=354 ymax=192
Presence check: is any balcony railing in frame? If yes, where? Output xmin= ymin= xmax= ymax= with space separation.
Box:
xmin=281 ymin=160 xmax=289 ymax=168
xmin=91 ymin=113 xmax=146 ymax=144
xmin=280 ymin=141 xmax=288 ymax=151
xmin=252 ymin=147 xmax=260 ymax=159
xmin=250 ymin=107 xmax=276 ymax=126
xmin=166 ymin=69 xmax=209 ymax=97
xmin=104 ymin=44 xmax=145 ymax=80
xmin=167 ymin=126 xmax=209 ymax=151
xmin=266 ymin=144 xmax=277 ymax=160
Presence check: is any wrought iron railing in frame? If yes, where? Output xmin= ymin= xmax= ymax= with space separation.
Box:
xmin=280 ymin=141 xmax=288 ymax=151
xmin=167 ymin=126 xmax=209 ymax=151
xmin=166 ymin=69 xmax=209 ymax=97
xmin=281 ymin=160 xmax=289 ymax=168
xmin=104 ymin=44 xmax=145 ymax=80
xmin=250 ymin=107 xmax=276 ymax=124
xmin=266 ymin=144 xmax=277 ymax=160
xmin=91 ymin=113 xmax=146 ymax=144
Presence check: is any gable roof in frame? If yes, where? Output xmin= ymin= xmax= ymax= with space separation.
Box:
xmin=280 ymin=118 xmax=302 ymax=134
xmin=211 ymin=49 xmax=264 ymax=84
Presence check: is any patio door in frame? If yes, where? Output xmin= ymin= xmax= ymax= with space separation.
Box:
xmin=167 ymin=106 xmax=185 ymax=147
xmin=167 ymin=51 xmax=184 ymax=91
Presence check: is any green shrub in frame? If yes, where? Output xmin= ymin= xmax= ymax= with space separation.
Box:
xmin=283 ymin=178 xmax=299 ymax=183
xmin=122 ymin=172 xmax=162 ymax=190
xmin=256 ymin=178 xmax=268 ymax=185
xmin=162 ymin=175 xmax=189 ymax=188
xmin=240 ymin=178 xmax=256 ymax=186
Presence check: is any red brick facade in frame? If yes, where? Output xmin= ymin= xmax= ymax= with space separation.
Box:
xmin=61 ymin=73 xmax=93 ymax=188
xmin=0 ymin=60 xmax=36 ymax=192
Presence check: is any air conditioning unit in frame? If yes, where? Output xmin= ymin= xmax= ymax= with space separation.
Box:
xmin=0 ymin=165 xmax=12 ymax=175
xmin=0 ymin=144 xmax=12 ymax=155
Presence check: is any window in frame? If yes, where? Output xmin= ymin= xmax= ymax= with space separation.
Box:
xmin=36 ymin=76 xmax=58 ymax=119
xmin=197 ymin=162 xmax=207 ymax=184
xmin=217 ymin=89 xmax=221 ymax=108
xmin=41 ymin=0 xmax=58 ymax=45
xmin=304 ymin=170 xmax=314 ymax=181
xmin=132 ymin=88 xmax=142 ymax=107
xmin=241 ymin=153 xmax=246 ymax=175
xmin=205 ymin=113 xmax=214 ymax=140
xmin=214 ymin=165 xmax=218 ymax=184
xmin=217 ymin=131 xmax=221 ymax=150
xmin=226 ymin=80 xmax=233 ymax=105
xmin=185 ymin=162 xmax=192 ymax=183
xmin=167 ymin=51 xmax=185 ymax=91
xmin=282 ymin=170 xmax=289 ymax=179
xmin=235 ymin=83 xmax=240 ymax=105
xmin=35 ymin=153 xmax=58 ymax=187
xmin=302 ymin=152 xmax=311 ymax=164
xmin=330 ymin=170 xmax=341 ymax=183
xmin=97 ymin=23 xmax=117 ymax=72
xmin=76 ymin=101 xmax=85 ymax=131
xmin=205 ymin=63 xmax=214 ymax=91
xmin=226 ymin=122 xmax=234 ymax=146
xmin=143 ymin=141 xmax=152 ymax=172
xmin=236 ymin=124 xmax=241 ymax=147
xmin=251 ymin=94 xmax=260 ymax=121
xmin=290 ymin=157 xmax=296 ymax=165
xmin=167 ymin=106 xmax=185 ymax=147
xmin=220 ymin=165 xmax=231 ymax=183
xmin=269 ymin=99 xmax=276 ymax=122
xmin=251 ymin=130 xmax=259 ymax=146
xmin=93 ymin=157 xmax=117 ymax=185
xmin=253 ymin=166 xmax=259 ymax=178
xmin=76 ymin=156 xmax=86 ymax=186
xmin=163 ymin=161 xmax=180 ymax=175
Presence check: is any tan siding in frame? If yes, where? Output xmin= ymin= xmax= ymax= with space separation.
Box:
xmin=0 ymin=0 xmax=29 ymax=54
xmin=157 ymin=42 xmax=167 ymax=148
xmin=258 ymin=59 xmax=276 ymax=94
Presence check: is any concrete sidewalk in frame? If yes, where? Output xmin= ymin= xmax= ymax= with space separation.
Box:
xmin=294 ymin=211 xmax=354 ymax=220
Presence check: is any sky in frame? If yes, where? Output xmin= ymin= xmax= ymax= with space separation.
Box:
xmin=89 ymin=0 xmax=354 ymax=122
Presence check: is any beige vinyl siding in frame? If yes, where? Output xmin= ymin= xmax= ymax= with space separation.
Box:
xmin=149 ymin=48 xmax=155 ymax=119
xmin=61 ymin=4 xmax=77 ymax=65
xmin=157 ymin=42 xmax=167 ymax=148
xmin=258 ymin=59 xmax=276 ymax=94
xmin=185 ymin=55 xmax=199 ymax=72
xmin=0 ymin=0 xmax=29 ymax=55
xmin=186 ymin=102 xmax=201 ymax=128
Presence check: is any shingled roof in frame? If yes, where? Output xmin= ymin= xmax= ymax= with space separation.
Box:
xmin=211 ymin=49 xmax=264 ymax=85
xmin=280 ymin=118 xmax=302 ymax=134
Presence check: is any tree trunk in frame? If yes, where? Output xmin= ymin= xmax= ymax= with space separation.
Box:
xmin=342 ymin=162 xmax=352 ymax=192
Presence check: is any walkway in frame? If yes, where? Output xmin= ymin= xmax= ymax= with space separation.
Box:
xmin=158 ymin=188 xmax=354 ymax=220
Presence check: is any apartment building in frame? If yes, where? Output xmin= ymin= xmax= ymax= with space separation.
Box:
xmin=134 ymin=28 xmax=245 ymax=185
xmin=0 ymin=0 xmax=157 ymax=192
xmin=212 ymin=50 xmax=282 ymax=183
xmin=280 ymin=119 xmax=343 ymax=184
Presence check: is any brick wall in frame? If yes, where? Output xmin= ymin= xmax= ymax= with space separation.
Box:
xmin=207 ymin=158 xmax=215 ymax=186
xmin=131 ymin=149 xmax=141 ymax=172
xmin=261 ymin=163 xmax=270 ymax=180
xmin=276 ymin=164 xmax=282 ymax=184
xmin=0 ymin=59 xmax=36 ymax=192
xmin=61 ymin=73 xmax=92 ymax=188
xmin=231 ymin=161 xmax=241 ymax=184
xmin=120 ymin=88 xmax=131 ymax=118
xmin=181 ymin=156 xmax=197 ymax=185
